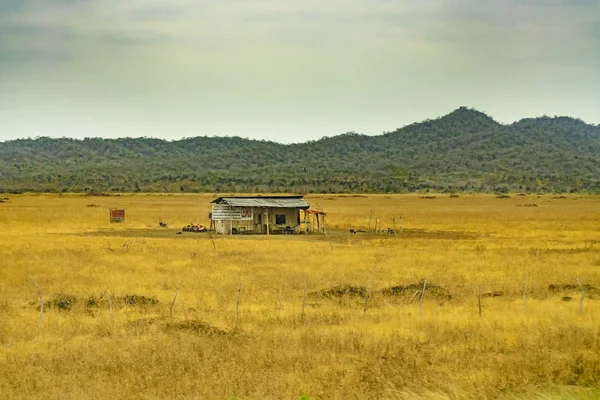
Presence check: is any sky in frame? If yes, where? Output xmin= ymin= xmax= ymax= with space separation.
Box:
xmin=0 ymin=0 xmax=599 ymax=143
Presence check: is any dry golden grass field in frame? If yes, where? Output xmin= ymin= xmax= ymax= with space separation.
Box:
xmin=1 ymin=193 xmax=600 ymax=399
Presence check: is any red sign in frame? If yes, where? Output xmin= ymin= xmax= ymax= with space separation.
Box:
xmin=109 ymin=209 xmax=125 ymax=222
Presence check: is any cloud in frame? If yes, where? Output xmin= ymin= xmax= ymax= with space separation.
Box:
xmin=0 ymin=0 xmax=598 ymax=141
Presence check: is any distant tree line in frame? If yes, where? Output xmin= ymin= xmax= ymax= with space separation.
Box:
xmin=1 ymin=107 xmax=599 ymax=194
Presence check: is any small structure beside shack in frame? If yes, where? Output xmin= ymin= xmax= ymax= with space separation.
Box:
xmin=211 ymin=196 xmax=319 ymax=235
xmin=109 ymin=208 xmax=125 ymax=223
xmin=305 ymin=209 xmax=327 ymax=233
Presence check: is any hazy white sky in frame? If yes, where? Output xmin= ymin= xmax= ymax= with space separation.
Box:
xmin=0 ymin=0 xmax=599 ymax=143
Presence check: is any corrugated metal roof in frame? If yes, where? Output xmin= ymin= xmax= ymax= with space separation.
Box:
xmin=212 ymin=196 xmax=310 ymax=209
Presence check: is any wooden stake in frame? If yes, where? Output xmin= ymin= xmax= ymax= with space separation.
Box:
xmin=235 ymin=275 xmax=242 ymax=326
xmin=576 ymin=278 xmax=584 ymax=315
xmin=478 ymin=285 xmax=482 ymax=317
xmin=170 ymin=279 xmax=183 ymax=318
xmin=523 ymin=273 xmax=528 ymax=313
xmin=419 ymin=280 xmax=427 ymax=317
xmin=105 ymin=290 xmax=113 ymax=325
xmin=28 ymin=275 xmax=43 ymax=328
xmin=363 ymin=269 xmax=375 ymax=316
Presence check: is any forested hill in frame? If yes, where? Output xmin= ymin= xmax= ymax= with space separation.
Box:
xmin=1 ymin=107 xmax=599 ymax=194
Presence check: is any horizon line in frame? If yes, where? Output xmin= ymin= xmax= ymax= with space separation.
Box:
xmin=1 ymin=107 xmax=597 ymax=145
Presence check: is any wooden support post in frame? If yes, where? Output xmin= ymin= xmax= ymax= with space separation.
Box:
xmin=265 ymin=208 xmax=270 ymax=236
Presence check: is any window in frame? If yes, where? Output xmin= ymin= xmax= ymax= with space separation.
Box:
xmin=275 ymin=214 xmax=286 ymax=225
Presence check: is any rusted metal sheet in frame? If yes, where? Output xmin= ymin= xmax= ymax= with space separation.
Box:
xmin=211 ymin=196 xmax=309 ymax=209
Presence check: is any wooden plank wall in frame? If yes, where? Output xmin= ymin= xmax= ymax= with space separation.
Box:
xmin=214 ymin=207 xmax=303 ymax=234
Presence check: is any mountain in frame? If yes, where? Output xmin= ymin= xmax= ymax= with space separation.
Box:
xmin=1 ymin=107 xmax=599 ymax=194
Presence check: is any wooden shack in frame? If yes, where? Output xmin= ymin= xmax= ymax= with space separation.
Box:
xmin=210 ymin=196 xmax=310 ymax=235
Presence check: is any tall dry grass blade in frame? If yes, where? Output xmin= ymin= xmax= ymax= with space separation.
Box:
xmin=363 ymin=269 xmax=375 ymax=316
xmin=576 ymin=277 xmax=584 ymax=315
xmin=170 ymin=279 xmax=183 ymax=318
xmin=419 ymin=280 xmax=427 ymax=317
xmin=301 ymin=280 xmax=307 ymax=323
xmin=28 ymin=275 xmax=43 ymax=328
xmin=478 ymin=285 xmax=482 ymax=317
xmin=523 ymin=273 xmax=529 ymax=313
xmin=235 ymin=275 xmax=242 ymax=326
xmin=122 ymin=240 xmax=135 ymax=250
xmin=206 ymin=229 xmax=216 ymax=250
xmin=105 ymin=290 xmax=113 ymax=325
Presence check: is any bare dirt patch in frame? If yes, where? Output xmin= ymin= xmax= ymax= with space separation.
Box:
xmin=481 ymin=291 xmax=503 ymax=298
xmin=41 ymin=294 xmax=78 ymax=311
xmin=32 ymin=293 xmax=160 ymax=311
xmin=122 ymin=294 xmax=160 ymax=306
xmin=165 ymin=320 xmax=228 ymax=336
xmin=380 ymin=281 xmax=452 ymax=302
xmin=549 ymin=284 xmax=600 ymax=298
xmin=126 ymin=317 xmax=228 ymax=336
xmin=310 ymin=285 xmax=367 ymax=299
xmin=400 ymin=229 xmax=481 ymax=240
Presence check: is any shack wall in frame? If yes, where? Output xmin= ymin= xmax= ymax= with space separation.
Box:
xmin=265 ymin=207 xmax=301 ymax=234
xmin=213 ymin=206 xmax=302 ymax=235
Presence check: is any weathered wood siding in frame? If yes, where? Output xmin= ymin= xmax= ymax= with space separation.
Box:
xmin=266 ymin=207 xmax=301 ymax=233
xmin=214 ymin=206 xmax=302 ymax=235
